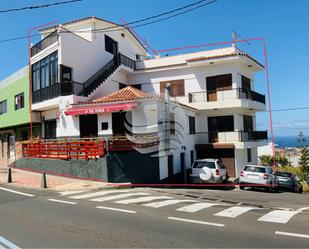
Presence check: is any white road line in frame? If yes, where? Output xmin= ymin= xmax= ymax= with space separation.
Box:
xmin=275 ymin=231 xmax=309 ymax=239
xmin=177 ymin=202 xmax=227 ymax=213
xmin=258 ymin=210 xmax=299 ymax=224
xmin=214 ymin=206 xmax=258 ymax=218
xmin=96 ymin=206 xmax=136 ymax=214
xmin=0 ymin=236 xmax=21 ymax=249
xmin=69 ymin=190 xmax=130 ymax=199
xmin=168 ymin=217 xmax=224 ymax=227
xmin=115 ymin=196 xmax=173 ymax=204
xmin=0 ymin=187 xmax=34 ymax=197
xmin=48 ymin=199 xmax=77 ymax=205
xmin=58 ymin=190 xmax=88 ymax=196
xmin=90 ymin=192 xmax=150 ymax=202
xmin=143 ymin=199 xmax=198 ymax=208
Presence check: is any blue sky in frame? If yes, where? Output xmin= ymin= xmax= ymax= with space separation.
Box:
xmin=0 ymin=0 xmax=308 ymax=139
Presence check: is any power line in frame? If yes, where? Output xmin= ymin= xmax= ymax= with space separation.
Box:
xmin=267 ymin=107 xmax=309 ymax=112
xmin=0 ymin=0 xmax=217 ymax=43
xmin=0 ymin=0 xmax=83 ymax=13
xmin=62 ymin=0 xmax=218 ymax=34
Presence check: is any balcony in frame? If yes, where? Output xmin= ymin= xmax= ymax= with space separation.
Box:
xmin=32 ymin=81 xmax=84 ymax=104
xmin=188 ymin=88 xmax=266 ymax=111
xmin=195 ymin=131 xmax=268 ymax=144
xmin=31 ymin=30 xmax=58 ymax=57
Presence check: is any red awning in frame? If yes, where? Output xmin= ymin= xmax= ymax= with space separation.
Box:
xmin=64 ymin=102 xmax=139 ymax=116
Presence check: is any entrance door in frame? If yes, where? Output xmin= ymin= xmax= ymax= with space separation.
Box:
xmin=79 ymin=115 xmax=98 ymax=138
xmin=112 ymin=112 xmax=127 ymax=135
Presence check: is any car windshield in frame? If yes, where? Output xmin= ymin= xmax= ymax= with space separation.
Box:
xmin=276 ymin=172 xmax=292 ymax=177
xmin=192 ymin=161 xmax=216 ymax=169
xmin=244 ymin=166 xmax=266 ymax=173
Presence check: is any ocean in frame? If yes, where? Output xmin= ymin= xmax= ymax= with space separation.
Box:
xmin=274 ymin=136 xmax=305 ymax=148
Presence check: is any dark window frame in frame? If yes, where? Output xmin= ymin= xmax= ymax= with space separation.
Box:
xmin=208 ymin=115 xmax=234 ymax=132
xmin=189 ymin=116 xmax=196 ymax=135
xmin=14 ymin=93 xmax=24 ymax=110
xmin=247 ymin=148 xmax=252 ymax=163
xmin=0 ymin=100 xmax=7 ymax=115
xmin=44 ymin=119 xmax=57 ymax=139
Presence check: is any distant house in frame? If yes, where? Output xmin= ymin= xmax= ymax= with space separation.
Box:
xmin=15 ymin=16 xmax=268 ymax=182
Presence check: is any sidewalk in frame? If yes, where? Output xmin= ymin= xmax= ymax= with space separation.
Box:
xmin=0 ymin=166 xmax=110 ymax=192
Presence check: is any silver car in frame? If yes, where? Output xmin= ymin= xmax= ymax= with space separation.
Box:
xmin=190 ymin=159 xmax=228 ymax=184
xmin=239 ymin=165 xmax=278 ymax=191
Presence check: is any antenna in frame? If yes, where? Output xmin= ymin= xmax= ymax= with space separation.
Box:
xmin=232 ymin=30 xmax=250 ymax=47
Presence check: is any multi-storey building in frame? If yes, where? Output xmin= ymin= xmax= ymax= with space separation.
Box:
xmin=0 ymin=66 xmax=40 ymax=166
xmin=25 ymin=16 xmax=267 ymax=181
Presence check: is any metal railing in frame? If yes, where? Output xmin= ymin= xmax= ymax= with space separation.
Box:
xmin=31 ymin=30 xmax=58 ymax=57
xmin=188 ymin=88 xmax=266 ymax=104
xmin=118 ymin=53 xmax=136 ymax=70
xmin=22 ymin=139 xmax=105 ymax=160
xmin=32 ymin=81 xmax=84 ymax=104
xmin=195 ymin=131 xmax=268 ymax=144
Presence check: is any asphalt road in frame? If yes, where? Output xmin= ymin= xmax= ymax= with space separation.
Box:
xmin=0 ymin=184 xmax=308 ymax=248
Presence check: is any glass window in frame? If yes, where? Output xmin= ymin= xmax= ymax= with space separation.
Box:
xmin=193 ymin=161 xmax=216 ymax=169
xmin=15 ymin=93 xmax=24 ymax=110
xmin=50 ymin=52 xmax=58 ymax=85
xmin=0 ymin=100 xmax=7 ymax=115
xmin=217 ymin=161 xmax=226 ymax=169
xmin=189 ymin=116 xmax=195 ymax=134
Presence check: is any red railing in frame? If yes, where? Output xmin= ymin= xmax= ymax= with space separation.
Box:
xmin=22 ymin=140 xmax=105 ymax=160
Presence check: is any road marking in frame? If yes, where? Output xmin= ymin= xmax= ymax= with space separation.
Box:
xmin=177 ymin=202 xmax=227 ymax=213
xmin=0 ymin=187 xmax=34 ymax=197
xmin=90 ymin=192 xmax=150 ymax=202
xmin=69 ymin=190 xmax=129 ymax=199
xmin=168 ymin=217 xmax=224 ymax=227
xmin=258 ymin=210 xmax=299 ymax=224
xmin=0 ymin=236 xmax=21 ymax=249
xmin=214 ymin=206 xmax=258 ymax=218
xmin=48 ymin=199 xmax=77 ymax=205
xmin=96 ymin=206 xmax=136 ymax=214
xmin=275 ymin=231 xmax=309 ymax=239
xmin=59 ymin=190 xmax=88 ymax=196
xmin=143 ymin=199 xmax=198 ymax=208
xmin=115 ymin=196 xmax=173 ymax=204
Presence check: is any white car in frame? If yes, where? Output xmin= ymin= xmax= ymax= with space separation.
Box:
xmin=190 ymin=159 xmax=228 ymax=184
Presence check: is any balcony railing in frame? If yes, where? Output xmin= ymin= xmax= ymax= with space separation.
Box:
xmin=32 ymin=81 xmax=84 ymax=104
xmin=195 ymin=131 xmax=268 ymax=144
xmin=118 ymin=53 xmax=136 ymax=70
xmin=31 ymin=30 xmax=58 ymax=57
xmin=188 ymin=88 xmax=266 ymax=104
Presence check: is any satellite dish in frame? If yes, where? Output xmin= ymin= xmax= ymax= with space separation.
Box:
xmin=199 ymin=167 xmax=213 ymax=181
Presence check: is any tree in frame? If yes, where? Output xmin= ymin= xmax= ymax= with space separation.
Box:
xmin=259 ymin=153 xmax=289 ymax=167
xmin=297 ymin=131 xmax=309 ymax=180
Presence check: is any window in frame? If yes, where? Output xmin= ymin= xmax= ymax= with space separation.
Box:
xmin=1 ymin=138 xmax=4 ymax=159
xmin=190 ymin=150 xmax=194 ymax=166
xmin=119 ymin=83 xmax=126 ymax=90
xmin=192 ymin=161 xmax=216 ymax=169
xmin=32 ymin=51 xmax=58 ymax=91
xmin=247 ymin=148 xmax=252 ymax=163
xmin=15 ymin=93 xmax=24 ymax=110
xmin=101 ymin=122 xmax=109 ymax=130
xmin=189 ymin=116 xmax=195 ymax=134
xmin=243 ymin=115 xmax=254 ymax=131
xmin=168 ymin=155 xmax=174 ymax=177
xmin=0 ymin=100 xmax=7 ymax=115
xmin=208 ymin=116 xmax=234 ymax=132
xmin=60 ymin=65 xmax=72 ymax=82
xmin=50 ymin=52 xmax=58 ymax=85
xmin=160 ymin=80 xmax=185 ymax=97
xmin=44 ymin=119 xmax=56 ymax=139
xmin=241 ymin=75 xmax=251 ymax=90
xmin=206 ymin=74 xmax=232 ymax=91
xmin=105 ymin=35 xmax=114 ymax=54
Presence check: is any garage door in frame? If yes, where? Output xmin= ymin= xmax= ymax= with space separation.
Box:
xmin=196 ymin=147 xmax=236 ymax=178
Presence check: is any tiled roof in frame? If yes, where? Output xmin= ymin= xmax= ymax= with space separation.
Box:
xmin=39 ymin=16 xmax=146 ymax=52
xmin=92 ymin=86 xmax=154 ymax=103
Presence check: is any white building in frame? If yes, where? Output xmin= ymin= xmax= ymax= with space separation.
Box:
xmin=29 ymin=16 xmax=268 ymax=181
